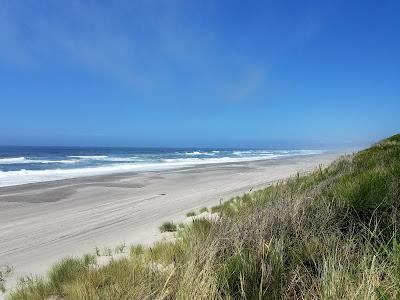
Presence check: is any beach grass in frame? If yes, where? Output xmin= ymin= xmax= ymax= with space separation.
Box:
xmin=186 ymin=211 xmax=196 ymax=217
xmin=7 ymin=134 xmax=400 ymax=299
xmin=199 ymin=207 xmax=208 ymax=213
xmin=159 ymin=221 xmax=177 ymax=233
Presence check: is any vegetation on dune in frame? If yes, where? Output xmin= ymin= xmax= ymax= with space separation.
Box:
xmin=8 ymin=134 xmax=400 ymax=299
xmin=199 ymin=207 xmax=209 ymax=213
xmin=159 ymin=221 xmax=178 ymax=233
xmin=186 ymin=211 xmax=197 ymax=217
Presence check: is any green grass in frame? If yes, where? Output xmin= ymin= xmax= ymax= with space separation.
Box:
xmin=130 ymin=244 xmax=144 ymax=257
xmin=8 ymin=134 xmax=400 ymax=300
xmin=186 ymin=211 xmax=196 ymax=217
xmin=159 ymin=221 xmax=177 ymax=232
xmin=199 ymin=207 xmax=208 ymax=213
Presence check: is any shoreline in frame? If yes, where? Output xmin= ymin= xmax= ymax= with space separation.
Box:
xmin=0 ymin=151 xmax=335 ymax=188
xmin=0 ymin=152 xmax=341 ymax=296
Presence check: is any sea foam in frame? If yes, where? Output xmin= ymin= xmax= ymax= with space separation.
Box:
xmin=0 ymin=157 xmax=78 ymax=164
xmin=0 ymin=149 xmax=325 ymax=187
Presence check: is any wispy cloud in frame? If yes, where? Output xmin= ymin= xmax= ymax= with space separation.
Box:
xmin=220 ymin=67 xmax=266 ymax=103
xmin=0 ymin=0 xmax=327 ymax=98
xmin=0 ymin=1 xmax=151 ymax=87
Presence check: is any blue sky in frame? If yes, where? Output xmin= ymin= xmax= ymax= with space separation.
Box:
xmin=0 ymin=0 xmax=399 ymax=148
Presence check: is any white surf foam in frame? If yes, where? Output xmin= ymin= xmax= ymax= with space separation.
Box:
xmin=67 ymin=155 xmax=142 ymax=162
xmin=0 ymin=161 xmax=201 ymax=187
xmin=0 ymin=150 xmax=325 ymax=187
xmin=68 ymin=155 xmax=109 ymax=159
xmin=185 ymin=151 xmax=216 ymax=156
xmin=0 ymin=157 xmax=78 ymax=164
xmin=0 ymin=157 xmax=27 ymax=164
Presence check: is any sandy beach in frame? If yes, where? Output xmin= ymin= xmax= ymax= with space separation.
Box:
xmin=0 ymin=152 xmax=340 ymax=294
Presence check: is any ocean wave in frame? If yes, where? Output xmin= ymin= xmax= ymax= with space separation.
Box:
xmin=68 ymin=155 xmax=109 ymax=159
xmin=233 ymin=150 xmax=273 ymax=156
xmin=185 ymin=151 xmax=203 ymax=155
xmin=0 ymin=155 xmax=278 ymax=187
xmin=0 ymin=162 xmax=192 ymax=187
xmin=103 ymin=157 xmax=142 ymax=162
xmin=0 ymin=157 xmax=27 ymax=164
xmin=185 ymin=151 xmax=216 ymax=156
xmin=0 ymin=149 xmax=326 ymax=187
xmin=67 ymin=155 xmax=142 ymax=162
xmin=43 ymin=160 xmax=79 ymax=164
xmin=0 ymin=157 xmax=78 ymax=165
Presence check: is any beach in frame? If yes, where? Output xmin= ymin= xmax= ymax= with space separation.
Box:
xmin=0 ymin=152 xmax=339 ymax=294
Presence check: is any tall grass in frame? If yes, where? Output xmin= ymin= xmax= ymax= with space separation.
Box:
xmin=8 ymin=134 xmax=400 ymax=299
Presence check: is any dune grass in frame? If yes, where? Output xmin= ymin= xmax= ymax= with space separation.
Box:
xmin=159 ymin=221 xmax=177 ymax=233
xmin=199 ymin=207 xmax=208 ymax=213
xmin=186 ymin=211 xmax=196 ymax=217
xmin=7 ymin=134 xmax=400 ymax=299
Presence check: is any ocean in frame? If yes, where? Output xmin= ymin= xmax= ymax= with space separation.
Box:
xmin=0 ymin=146 xmax=324 ymax=187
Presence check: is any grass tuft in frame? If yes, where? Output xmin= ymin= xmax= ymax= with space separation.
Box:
xmin=186 ymin=211 xmax=196 ymax=217
xmin=159 ymin=221 xmax=177 ymax=232
xmin=199 ymin=207 xmax=208 ymax=213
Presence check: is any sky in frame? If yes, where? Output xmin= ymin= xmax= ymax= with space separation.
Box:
xmin=0 ymin=0 xmax=399 ymax=148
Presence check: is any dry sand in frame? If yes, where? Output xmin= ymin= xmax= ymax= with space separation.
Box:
xmin=0 ymin=152 xmax=340 ymax=295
